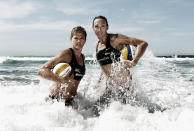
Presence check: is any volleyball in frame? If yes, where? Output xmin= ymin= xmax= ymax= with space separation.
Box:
xmin=52 ymin=63 xmax=71 ymax=77
xmin=121 ymin=45 xmax=136 ymax=60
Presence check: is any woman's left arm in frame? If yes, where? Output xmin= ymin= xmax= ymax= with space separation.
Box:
xmin=115 ymin=34 xmax=148 ymax=66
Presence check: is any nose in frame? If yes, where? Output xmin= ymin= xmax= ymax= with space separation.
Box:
xmin=77 ymin=39 xmax=81 ymax=42
xmin=96 ymin=27 xmax=102 ymax=32
xmin=99 ymin=27 xmax=102 ymax=31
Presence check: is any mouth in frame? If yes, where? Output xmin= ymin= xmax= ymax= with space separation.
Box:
xmin=97 ymin=32 xmax=103 ymax=37
xmin=75 ymin=43 xmax=83 ymax=47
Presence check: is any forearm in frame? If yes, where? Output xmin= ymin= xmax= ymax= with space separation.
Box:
xmin=132 ymin=41 xmax=148 ymax=65
xmin=38 ymin=68 xmax=62 ymax=82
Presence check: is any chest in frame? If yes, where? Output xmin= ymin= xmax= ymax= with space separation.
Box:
xmin=74 ymin=56 xmax=84 ymax=66
xmin=97 ymin=41 xmax=122 ymax=52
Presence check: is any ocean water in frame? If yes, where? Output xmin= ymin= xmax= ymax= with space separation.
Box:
xmin=0 ymin=51 xmax=194 ymax=131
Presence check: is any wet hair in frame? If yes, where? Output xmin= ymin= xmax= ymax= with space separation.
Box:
xmin=92 ymin=15 xmax=109 ymax=28
xmin=70 ymin=26 xmax=87 ymax=40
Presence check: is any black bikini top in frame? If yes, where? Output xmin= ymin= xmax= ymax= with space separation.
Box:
xmin=69 ymin=48 xmax=85 ymax=80
xmin=96 ymin=34 xmax=121 ymax=66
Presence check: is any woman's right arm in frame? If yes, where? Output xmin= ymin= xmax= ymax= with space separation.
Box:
xmin=37 ymin=50 xmax=72 ymax=83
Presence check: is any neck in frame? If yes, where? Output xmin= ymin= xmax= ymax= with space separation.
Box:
xmin=72 ymin=47 xmax=82 ymax=57
xmin=98 ymin=34 xmax=108 ymax=44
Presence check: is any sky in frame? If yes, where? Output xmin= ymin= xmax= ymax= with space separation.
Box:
xmin=0 ymin=0 xmax=194 ymax=56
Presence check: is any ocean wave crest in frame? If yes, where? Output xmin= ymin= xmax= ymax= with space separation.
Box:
xmin=0 ymin=56 xmax=96 ymax=65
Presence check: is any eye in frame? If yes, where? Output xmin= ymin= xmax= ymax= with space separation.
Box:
xmin=102 ymin=24 xmax=107 ymax=28
xmin=94 ymin=25 xmax=99 ymax=28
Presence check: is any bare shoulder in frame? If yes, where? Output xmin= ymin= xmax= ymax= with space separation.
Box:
xmin=41 ymin=48 xmax=72 ymax=69
xmin=116 ymin=34 xmax=133 ymax=41
xmin=109 ymin=33 xmax=125 ymax=49
xmin=109 ymin=33 xmax=119 ymax=41
xmin=55 ymin=48 xmax=72 ymax=62
xmin=57 ymin=48 xmax=71 ymax=58
xmin=114 ymin=33 xmax=147 ymax=46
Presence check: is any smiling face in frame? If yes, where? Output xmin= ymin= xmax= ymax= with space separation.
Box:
xmin=71 ymin=33 xmax=86 ymax=50
xmin=93 ymin=18 xmax=108 ymax=39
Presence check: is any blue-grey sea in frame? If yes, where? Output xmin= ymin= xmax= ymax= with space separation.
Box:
xmin=0 ymin=51 xmax=194 ymax=131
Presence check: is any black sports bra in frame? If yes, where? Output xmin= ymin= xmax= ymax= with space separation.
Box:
xmin=96 ymin=34 xmax=121 ymax=66
xmin=69 ymin=48 xmax=85 ymax=80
